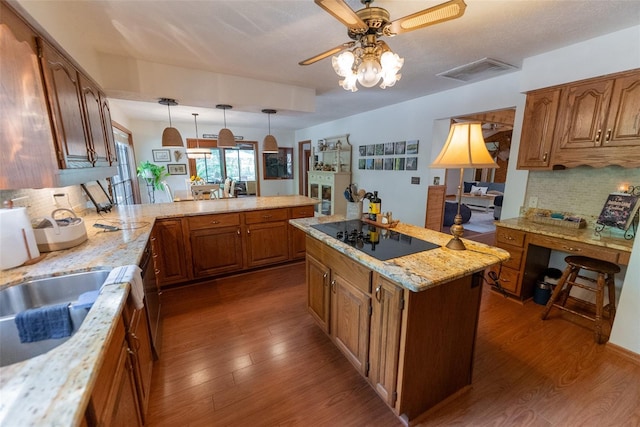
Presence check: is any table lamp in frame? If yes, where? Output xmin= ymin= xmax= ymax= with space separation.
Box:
xmin=430 ymin=122 xmax=498 ymax=250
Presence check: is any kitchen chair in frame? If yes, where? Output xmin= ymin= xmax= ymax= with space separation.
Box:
xmin=160 ymin=181 xmax=175 ymax=202
xmin=541 ymin=255 xmax=620 ymax=344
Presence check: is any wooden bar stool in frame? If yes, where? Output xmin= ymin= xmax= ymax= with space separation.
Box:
xmin=541 ymin=255 xmax=620 ymax=344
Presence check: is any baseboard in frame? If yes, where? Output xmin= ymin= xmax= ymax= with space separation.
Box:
xmin=607 ymin=342 xmax=640 ymax=366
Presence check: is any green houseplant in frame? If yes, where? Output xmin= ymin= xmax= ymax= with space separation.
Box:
xmin=136 ymin=161 xmax=168 ymax=190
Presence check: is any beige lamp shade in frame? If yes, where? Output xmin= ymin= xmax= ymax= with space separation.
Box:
xmin=217 ymin=128 xmax=236 ymax=148
xmin=162 ymin=127 xmax=183 ymax=147
xmin=430 ymin=122 xmax=498 ymax=169
xmin=262 ymin=135 xmax=279 ymax=153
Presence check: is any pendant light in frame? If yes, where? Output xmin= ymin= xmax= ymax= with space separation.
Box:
xmin=216 ymin=104 xmax=235 ymax=148
xmin=261 ymin=109 xmax=279 ymax=153
xmin=186 ymin=113 xmax=210 ymax=159
xmin=159 ymin=98 xmax=184 ymax=147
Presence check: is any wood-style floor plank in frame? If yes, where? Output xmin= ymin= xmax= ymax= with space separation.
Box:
xmin=147 ymin=262 xmax=640 ymax=426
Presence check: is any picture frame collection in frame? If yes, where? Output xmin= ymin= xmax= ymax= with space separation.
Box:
xmin=357 ymin=139 xmax=418 ymax=171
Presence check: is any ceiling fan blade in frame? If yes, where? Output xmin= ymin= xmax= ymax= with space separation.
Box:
xmin=314 ymin=0 xmax=368 ymax=31
xmin=386 ymin=0 xmax=467 ymax=35
xmin=299 ymin=42 xmax=355 ymax=66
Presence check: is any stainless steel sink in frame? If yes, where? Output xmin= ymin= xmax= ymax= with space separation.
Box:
xmin=0 ymin=269 xmax=111 ymax=367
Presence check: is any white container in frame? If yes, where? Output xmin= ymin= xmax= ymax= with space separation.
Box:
xmin=33 ymin=209 xmax=88 ymax=252
xmin=0 ymin=208 xmax=40 ymax=270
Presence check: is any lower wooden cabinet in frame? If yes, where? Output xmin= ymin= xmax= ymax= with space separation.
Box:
xmin=152 ymin=218 xmax=190 ymax=286
xmin=152 ymin=206 xmax=315 ymax=287
xmin=330 ymin=271 xmax=371 ymax=376
xmin=125 ymin=304 xmax=154 ymax=421
xmin=369 ymin=274 xmax=403 ymax=407
xmin=306 ymin=235 xmax=484 ymax=424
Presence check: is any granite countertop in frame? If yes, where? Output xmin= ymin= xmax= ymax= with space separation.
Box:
xmin=0 ymin=195 xmax=316 ymax=427
xmin=290 ymin=216 xmax=510 ymax=292
xmin=496 ymin=217 xmax=634 ymax=254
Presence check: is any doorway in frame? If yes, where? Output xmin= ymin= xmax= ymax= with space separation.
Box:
xmin=298 ymin=140 xmax=311 ymax=196
xmin=110 ymin=123 xmax=141 ymax=205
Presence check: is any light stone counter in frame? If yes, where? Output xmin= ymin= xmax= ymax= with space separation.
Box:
xmin=0 ymin=195 xmax=316 ymax=427
xmin=289 ymin=215 xmax=509 ymax=292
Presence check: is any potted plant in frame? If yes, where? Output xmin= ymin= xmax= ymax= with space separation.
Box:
xmin=136 ymin=161 xmax=168 ymax=190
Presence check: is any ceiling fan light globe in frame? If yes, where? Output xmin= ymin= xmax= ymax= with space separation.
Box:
xmin=357 ymin=57 xmax=382 ymax=88
xmin=332 ymin=51 xmax=355 ymax=77
xmin=339 ymin=73 xmax=359 ymax=92
xmin=380 ymin=51 xmax=404 ymax=72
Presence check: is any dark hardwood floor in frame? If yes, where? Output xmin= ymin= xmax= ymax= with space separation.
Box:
xmin=147 ymin=262 xmax=640 ymax=426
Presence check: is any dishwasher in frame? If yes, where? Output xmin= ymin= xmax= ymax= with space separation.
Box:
xmin=140 ymin=241 xmax=161 ymax=359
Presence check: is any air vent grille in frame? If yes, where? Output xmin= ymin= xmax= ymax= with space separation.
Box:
xmin=437 ymin=57 xmax=517 ymax=82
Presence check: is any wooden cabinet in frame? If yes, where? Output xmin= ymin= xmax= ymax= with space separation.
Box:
xmin=424 ymin=185 xmax=446 ymax=231
xmin=368 ymin=273 xmax=403 ymax=407
xmin=289 ymin=206 xmax=315 ymax=259
xmin=188 ymin=213 xmax=243 ymax=277
xmin=152 ymin=218 xmax=190 ymax=286
xmin=306 ymin=251 xmax=331 ymax=333
xmin=305 ymin=235 xmax=484 ymax=423
xmin=244 ymin=209 xmax=289 ymax=268
xmin=308 ymin=171 xmax=351 ymax=216
xmin=0 ymin=2 xmax=117 ymax=189
xmin=124 ymin=303 xmax=154 ymax=422
xmin=517 ymin=88 xmax=562 ymax=169
xmin=0 ymin=4 xmax=60 ymax=189
xmin=85 ymin=317 xmax=142 ymax=427
xmin=517 ymin=69 xmax=640 ymax=170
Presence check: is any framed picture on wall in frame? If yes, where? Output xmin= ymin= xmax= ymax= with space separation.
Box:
xmin=406 ymin=140 xmax=419 ymax=154
xmin=152 ymin=149 xmax=171 ymax=162
xmin=167 ymin=164 xmax=187 ymax=175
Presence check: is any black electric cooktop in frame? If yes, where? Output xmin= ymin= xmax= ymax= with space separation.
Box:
xmin=311 ymin=220 xmax=440 ymax=261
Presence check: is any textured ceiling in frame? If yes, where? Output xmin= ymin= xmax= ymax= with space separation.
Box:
xmin=15 ymin=0 xmax=640 ymax=129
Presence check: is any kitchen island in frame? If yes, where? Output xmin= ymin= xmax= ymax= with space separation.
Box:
xmin=0 ymin=195 xmax=316 ymax=427
xmin=289 ymin=216 xmax=509 ymax=425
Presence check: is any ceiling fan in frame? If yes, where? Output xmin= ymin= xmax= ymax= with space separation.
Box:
xmin=300 ymin=0 xmax=467 ymax=91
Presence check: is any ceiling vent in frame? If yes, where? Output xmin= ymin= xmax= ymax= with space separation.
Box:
xmin=437 ymin=57 xmax=517 ymax=82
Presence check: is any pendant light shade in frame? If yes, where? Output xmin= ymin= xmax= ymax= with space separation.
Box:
xmin=186 ymin=113 xmax=210 ymax=159
xmin=261 ymin=109 xmax=279 ymax=153
xmin=159 ymin=98 xmax=184 ymax=147
xmin=216 ymin=104 xmax=236 ymax=148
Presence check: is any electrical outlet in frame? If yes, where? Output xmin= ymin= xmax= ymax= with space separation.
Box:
xmin=528 ymin=196 xmax=538 ymax=208
xmin=10 ymin=196 xmax=29 ymax=208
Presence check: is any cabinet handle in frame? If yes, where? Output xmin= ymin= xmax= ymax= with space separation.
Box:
xmin=126 ymin=347 xmax=135 ymax=356
xmin=129 ymin=332 xmax=141 ymax=350
xmin=605 ymin=128 xmax=612 ymax=143
xmin=323 ymin=272 xmax=328 ymax=286
xmin=211 ymin=220 xmax=220 ymax=224
xmin=247 ymin=229 xmax=251 ymax=234
xmin=262 ymin=215 xmax=272 ymax=219
xmin=150 ymin=236 xmax=157 ymax=241
xmin=543 ymin=152 xmax=547 ymax=162
xmin=330 ymin=279 xmax=336 ymax=293
xmin=154 ymin=269 xmax=160 ymax=275
xmin=375 ymin=285 xmax=382 ymax=302
xmin=562 ymin=246 xmax=582 ymax=252
xmin=237 ymin=229 xmax=241 ymax=235
xmin=595 ymin=129 xmax=602 ymax=143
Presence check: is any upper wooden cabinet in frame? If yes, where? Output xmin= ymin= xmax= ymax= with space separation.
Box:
xmin=517 ymin=88 xmax=561 ymax=169
xmin=0 ymin=2 xmax=117 ymax=189
xmin=518 ymin=69 xmax=640 ymax=170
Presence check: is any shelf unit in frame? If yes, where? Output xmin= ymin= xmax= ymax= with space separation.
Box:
xmin=308 ymin=135 xmax=352 ymax=216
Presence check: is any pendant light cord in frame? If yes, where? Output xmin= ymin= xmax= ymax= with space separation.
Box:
xmin=193 ymin=113 xmax=200 ymax=148
xmin=167 ymin=103 xmax=173 ymax=127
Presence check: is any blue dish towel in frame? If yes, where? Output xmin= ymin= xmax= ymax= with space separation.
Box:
xmin=14 ymin=303 xmax=73 ymax=343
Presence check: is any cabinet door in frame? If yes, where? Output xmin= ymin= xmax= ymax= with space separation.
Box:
xmin=330 ymin=273 xmax=371 ymax=376
xmin=290 ymin=206 xmax=315 ymax=260
xmin=605 ymin=73 xmax=640 ymax=147
xmin=128 ymin=305 xmax=153 ymax=421
xmin=191 ymin=226 xmax=244 ymax=277
xmin=39 ymin=39 xmax=92 ymax=168
xmin=306 ymin=253 xmax=331 ymax=333
xmin=107 ymin=343 xmax=143 ymax=427
xmin=0 ymin=8 xmax=59 ymax=189
xmin=557 ymin=78 xmax=613 ymax=150
xmin=517 ymin=88 xmax=561 ymax=169
xmin=100 ymin=92 xmax=118 ymax=165
xmin=152 ymin=219 xmax=190 ymax=286
xmin=369 ymin=275 xmax=403 ymax=407
xmin=245 ymin=222 xmax=289 ymax=267
xmin=79 ymin=75 xmax=109 ymax=166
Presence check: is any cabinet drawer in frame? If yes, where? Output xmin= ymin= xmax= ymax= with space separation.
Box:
xmin=188 ymin=213 xmax=240 ymax=230
xmin=244 ymin=208 xmax=288 ymax=224
xmin=290 ymin=206 xmax=315 ymax=219
xmin=528 ymin=234 xmax=620 ymax=264
xmin=500 ymin=246 xmax=523 ymax=271
xmin=327 ymin=250 xmax=371 ymax=294
xmin=489 ymin=265 xmax=519 ymax=294
xmin=496 ymin=227 xmax=526 ymax=248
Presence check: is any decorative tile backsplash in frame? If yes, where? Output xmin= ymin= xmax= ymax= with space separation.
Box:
xmin=525 ymin=166 xmax=640 ymax=221
xmin=0 ymin=186 xmax=89 ymax=220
